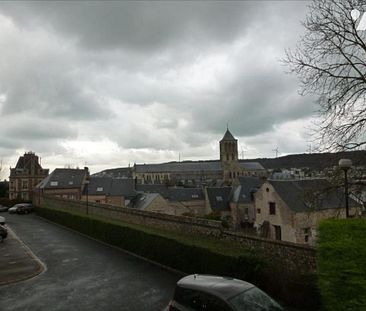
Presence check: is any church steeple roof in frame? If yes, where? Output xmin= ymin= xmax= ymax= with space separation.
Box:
xmin=220 ymin=127 xmax=236 ymax=141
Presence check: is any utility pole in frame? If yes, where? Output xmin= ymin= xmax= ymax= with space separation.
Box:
xmin=272 ymin=147 xmax=279 ymax=158
xmin=307 ymin=144 xmax=312 ymax=154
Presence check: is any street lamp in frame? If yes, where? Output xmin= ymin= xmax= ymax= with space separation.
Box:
xmin=85 ymin=179 xmax=90 ymax=215
xmin=339 ymin=159 xmax=352 ymax=218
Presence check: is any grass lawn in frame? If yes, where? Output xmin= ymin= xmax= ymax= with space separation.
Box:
xmin=317 ymin=219 xmax=366 ymax=310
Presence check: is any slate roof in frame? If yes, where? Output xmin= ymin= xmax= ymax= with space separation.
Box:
xmin=239 ymin=162 xmax=265 ymax=171
xmin=168 ymin=187 xmax=204 ymax=201
xmin=128 ymin=193 xmax=160 ymax=210
xmin=85 ymin=177 xmax=136 ymax=197
xmin=92 ymin=167 xmax=132 ymax=178
xmin=220 ymin=129 xmax=236 ymax=141
xmin=136 ymin=184 xmax=170 ymax=198
xmin=135 ymin=161 xmax=222 ymax=173
xmin=206 ymin=187 xmax=232 ymax=211
xmin=11 ymin=152 xmax=48 ymax=176
xmin=232 ymin=177 xmax=264 ymax=204
xmin=268 ymin=179 xmax=360 ymax=213
xmin=37 ymin=168 xmax=88 ymax=189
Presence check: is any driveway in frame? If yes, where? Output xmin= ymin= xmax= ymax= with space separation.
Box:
xmin=0 ymin=213 xmax=181 ymax=311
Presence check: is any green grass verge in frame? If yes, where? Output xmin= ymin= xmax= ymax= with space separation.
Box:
xmin=317 ymin=219 xmax=366 ymax=311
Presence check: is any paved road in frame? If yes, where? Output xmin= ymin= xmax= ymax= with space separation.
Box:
xmin=0 ymin=213 xmax=181 ymax=311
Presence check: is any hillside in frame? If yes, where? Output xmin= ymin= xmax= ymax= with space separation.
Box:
xmin=93 ymin=150 xmax=366 ymax=176
xmin=242 ymin=150 xmax=366 ymax=170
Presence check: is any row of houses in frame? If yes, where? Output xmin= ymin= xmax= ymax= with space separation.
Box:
xmin=31 ymin=166 xmax=361 ymax=246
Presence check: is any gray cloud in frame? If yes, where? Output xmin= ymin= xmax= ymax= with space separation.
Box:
xmin=0 ymin=1 xmax=314 ymax=178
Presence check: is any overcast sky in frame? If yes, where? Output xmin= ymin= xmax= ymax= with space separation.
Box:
xmin=0 ymin=1 xmax=315 ymax=179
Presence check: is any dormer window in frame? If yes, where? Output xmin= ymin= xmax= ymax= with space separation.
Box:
xmin=96 ymin=187 xmax=103 ymax=192
xmin=50 ymin=181 xmax=58 ymax=186
xmin=68 ymin=181 xmax=74 ymax=185
xmin=216 ymin=196 xmax=223 ymax=201
xmin=192 ymin=194 xmax=199 ymax=199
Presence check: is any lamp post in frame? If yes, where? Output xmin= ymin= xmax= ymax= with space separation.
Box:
xmin=85 ymin=180 xmax=90 ymax=215
xmin=339 ymin=159 xmax=352 ymax=218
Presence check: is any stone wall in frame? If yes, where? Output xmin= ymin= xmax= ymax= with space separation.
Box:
xmin=35 ymin=194 xmax=316 ymax=275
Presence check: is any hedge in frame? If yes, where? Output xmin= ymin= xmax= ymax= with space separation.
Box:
xmin=36 ymin=206 xmax=320 ymax=310
xmin=317 ymin=219 xmax=366 ymax=310
xmin=36 ymin=207 xmax=264 ymax=284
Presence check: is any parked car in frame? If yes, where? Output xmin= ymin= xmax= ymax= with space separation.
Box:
xmin=0 ymin=224 xmax=7 ymax=242
xmin=0 ymin=215 xmax=5 ymax=225
xmin=167 ymin=275 xmax=283 ymax=311
xmin=17 ymin=204 xmax=34 ymax=214
xmin=9 ymin=204 xmax=23 ymax=214
xmin=8 ymin=203 xmax=32 ymax=214
xmin=0 ymin=205 xmax=9 ymax=212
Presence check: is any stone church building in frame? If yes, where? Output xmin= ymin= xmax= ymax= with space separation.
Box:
xmin=133 ymin=128 xmax=265 ymax=186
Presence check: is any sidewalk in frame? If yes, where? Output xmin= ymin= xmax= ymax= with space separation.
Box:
xmin=0 ymin=227 xmax=44 ymax=286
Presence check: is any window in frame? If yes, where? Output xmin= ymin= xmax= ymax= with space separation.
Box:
xmin=274 ymin=225 xmax=282 ymax=240
xmin=304 ymin=227 xmax=311 ymax=243
xmin=192 ymin=194 xmax=199 ymax=199
xmin=68 ymin=181 xmax=74 ymax=185
xmin=50 ymin=181 xmax=58 ymax=186
xmin=244 ymin=208 xmax=249 ymax=215
xmin=269 ymin=202 xmax=276 ymax=215
xmin=266 ymin=187 xmax=269 ymax=192
xmin=96 ymin=187 xmax=103 ymax=192
xmin=174 ymin=287 xmax=231 ymax=311
xmin=22 ymin=180 xmax=28 ymax=189
xmin=257 ymin=208 xmax=261 ymax=214
xmin=216 ymin=196 xmax=223 ymax=201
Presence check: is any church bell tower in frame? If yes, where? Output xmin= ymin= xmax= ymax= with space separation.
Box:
xmin=220 ymin=127 xmax=240 ymax=184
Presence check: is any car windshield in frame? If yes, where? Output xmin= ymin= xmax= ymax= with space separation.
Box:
xmin=228 ymin=287 xmax=283 ymax=311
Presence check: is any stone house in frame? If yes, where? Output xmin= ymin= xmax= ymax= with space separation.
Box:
xmin=167 ymin=187 xmax=206 ymax=216
xmin=254 ymin=179 xmax=361 ymax=245
xmin=81 ymin=177 xmax=136 ymax=207
xmin=230 ymin=176 xmax=264 ymax=228
xmin=135 ymin=184 xmax=205 ymax=216
xmin=9 ymin=152 xmax=49 ymax=201
xmin=128 ymin=192 xmax=172 ymax=214
xmin=35 ymin=167 xmax=89 ymax=201
xmin=205 ymin=186 xmax=233 ymax=220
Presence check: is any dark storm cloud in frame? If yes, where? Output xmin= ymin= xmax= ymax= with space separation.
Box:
xmin=0 ymin=1 xmax=258 ymax=52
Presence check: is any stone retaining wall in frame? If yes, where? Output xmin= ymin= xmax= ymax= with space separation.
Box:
xmin=36 ymin=195 xmax=316 ymax=275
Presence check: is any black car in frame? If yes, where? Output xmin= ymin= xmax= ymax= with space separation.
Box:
xmin=167 ymin=275 xmax=283 ymax=311
xmin=0 ymin=224 xmax=7 ymax=242
xmin=16 ymin=204 xmax=34 ymax=214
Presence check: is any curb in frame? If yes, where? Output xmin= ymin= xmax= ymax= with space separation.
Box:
xmin=0 ymin=227 xmax=46 ymax=287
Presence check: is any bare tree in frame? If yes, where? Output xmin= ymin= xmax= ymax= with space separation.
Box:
xmin=284 ymin=0 xmax=366 ymax=151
